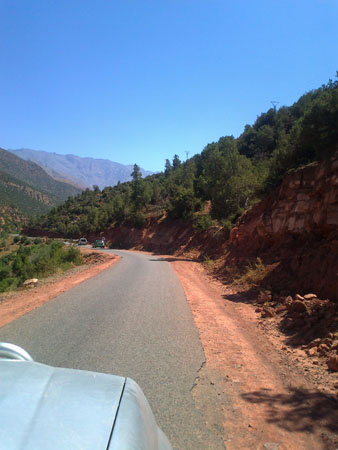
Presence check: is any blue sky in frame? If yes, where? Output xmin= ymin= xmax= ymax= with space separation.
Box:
xmin=0 ymin=0 xmax=337 ymax=172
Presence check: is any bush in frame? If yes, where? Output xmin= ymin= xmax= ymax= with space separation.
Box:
xmin=0 ymin=277 xmax=17 ymax=292
xmin=64 ymin=246 xmax=81 ymax=264
xmin=131 ymin=211 xmax=146 ymax=228
xmin=235 ymin=257 xmax=266 ymax=286
xmin=0 ymin=241 xmax=83 ymax=293
xmin=193 ymin=214 xmax=213 ymax=231
xmin=202 ymin=255 xmax=214 ymax=270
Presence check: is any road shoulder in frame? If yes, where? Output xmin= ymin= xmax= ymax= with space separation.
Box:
xmin=0 ymin=249 xmax=119 ymax=328
xmin=171 ymin=259 xmax=338 ymax=450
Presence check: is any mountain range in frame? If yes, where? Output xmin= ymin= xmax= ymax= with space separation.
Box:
xmin=9 ymin=148 xmax=153 ymax=190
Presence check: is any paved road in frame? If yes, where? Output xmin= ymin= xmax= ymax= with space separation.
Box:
xmin=0 ymin=250 xmax=224 ymax=449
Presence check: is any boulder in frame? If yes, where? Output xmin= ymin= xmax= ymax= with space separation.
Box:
xmin=306 ymin=338 xmax=322 ymax=349
xmin=318 ymin=344 xmax=330 ymax=354
xmin=303 ymin=293 xmax=318 ymax=300
xmin=283 ymin=295 xmax=293 ymax=304
xmin=261 ymin=307 xmax=275 ymax=318
xmin=323 ymin=338 xmax=332 ymax=346
xmin=306 ymin=347 xmax=317 ymax=357
xmin=288 ymin=300 xmax=308 ymax=314
xmin=327 ymin=355 xmax=338 ymax=371
xmin=257 ymin=291 xmax=272 ymax=304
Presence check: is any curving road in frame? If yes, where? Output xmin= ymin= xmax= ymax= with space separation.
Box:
xmin=0 ymin=250 xmax=224 ymax=449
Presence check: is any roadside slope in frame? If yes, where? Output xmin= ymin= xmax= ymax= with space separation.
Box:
xmin=171 ymin=258 xmax=338 ymax=450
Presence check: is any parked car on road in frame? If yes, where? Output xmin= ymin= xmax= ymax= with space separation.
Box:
xmin=92 ymin=239 xmax=105 ymax=248
xmin=78 ymin=237 xmax=87 ymax=245
xmin=0 ymin=343 xmax=172 ymax=450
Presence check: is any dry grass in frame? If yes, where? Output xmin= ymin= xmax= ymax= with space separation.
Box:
xmin=233 ymin=257 xmax=267 ymax=286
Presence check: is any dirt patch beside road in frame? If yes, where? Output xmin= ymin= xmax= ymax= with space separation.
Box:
xmin=0 ymin=249 xmax=119 ymax=328
xmin=171 ymin=259 xmax=338 ymax=450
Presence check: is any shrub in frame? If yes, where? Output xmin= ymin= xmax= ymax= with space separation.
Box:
xmin=64 ymin=246 xmax=81 ymax=264
xmin=193 ymin=214 xmax=213 ymax=231
xmin=131 ymin=211 xmax=146 ymax=228
xmin=202 ymin=255 xmax=214 ymax=270
xmin=0 ymin=277 xmax=17 ymax=292
xmin=0 ymin=240 xmax=83 ymax=293
xmin=235 ymin=257 xmax=266 ymax=286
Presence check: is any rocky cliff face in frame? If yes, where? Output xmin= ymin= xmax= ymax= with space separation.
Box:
xmin=232 ymin=154 xmax=338 ymax=247
xmin=230 ymin=153 xmax=338 ymax=300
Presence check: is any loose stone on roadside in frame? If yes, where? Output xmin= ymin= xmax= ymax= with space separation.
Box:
xmin=257 ymin=291 xmax=272 ymax=304
xmin=23 ymin=278 xmax=38 ymax=288
xmin=327 ymin=355 xmax=338 ymax=371
xmin=263 ymin=443 xmax=280 ymax=450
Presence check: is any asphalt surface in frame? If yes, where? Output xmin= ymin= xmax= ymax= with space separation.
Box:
xmin=0 ymin=249 xmax=224 ymax=449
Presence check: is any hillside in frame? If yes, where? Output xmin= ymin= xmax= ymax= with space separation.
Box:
xmin=0 ymin=170 xmax=53 ymax=215
xmin=0 ymin=149 xmax=82 ymax=230
xmin=9 ymin=148 xmax=153 ymax=189
xmin=0 ymin=149 xmax=81 ymax=200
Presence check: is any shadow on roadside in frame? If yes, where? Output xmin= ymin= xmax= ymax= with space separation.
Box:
xmin=222 ymin=288 xmax=258 ymax=305
xmin=241 ymin=387 xmax=338 ymax=444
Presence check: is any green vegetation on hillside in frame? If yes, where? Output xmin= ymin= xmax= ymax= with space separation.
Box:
xmin=0 ymin=238 xmax=83 ymax=293
xmin=28 ymin=76 xmax=338 ymax=237
xmin=0 ymin=149 xmax=81 ymax=201
xmin=0 ymin=149 xmax=83 ymax=231
xmin=0 ymin=171 xmax=52 ymax=215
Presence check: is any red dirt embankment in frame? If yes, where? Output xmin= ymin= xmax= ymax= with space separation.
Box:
xmin=107 ymin=153 xmax=338 ymax=302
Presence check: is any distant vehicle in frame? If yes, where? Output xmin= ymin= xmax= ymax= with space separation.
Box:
xmin=78 ymin=237 xmax=87 ymax=245
xmin=0 ymin=343 xmax=172 ymax=450
xmin=92 ymin=239 xmax=105 ymax=248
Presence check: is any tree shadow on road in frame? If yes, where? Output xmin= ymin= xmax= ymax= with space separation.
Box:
xmin=241 ymin=387 xmax=338 ymax=446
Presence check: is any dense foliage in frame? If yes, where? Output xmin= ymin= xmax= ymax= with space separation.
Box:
xmin=29 ymin=76 xmax=338 ymax=236
xmin=0 ymin=239 xmax=82 ymax=293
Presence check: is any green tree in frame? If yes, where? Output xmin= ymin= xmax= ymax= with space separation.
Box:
xmin=164 ymin=159 xmax=172 ymax=177
xmin=172 ymin=154 xmax=181 ymax=170
xmin=131 ymin=164 xmax=147 ymax=210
